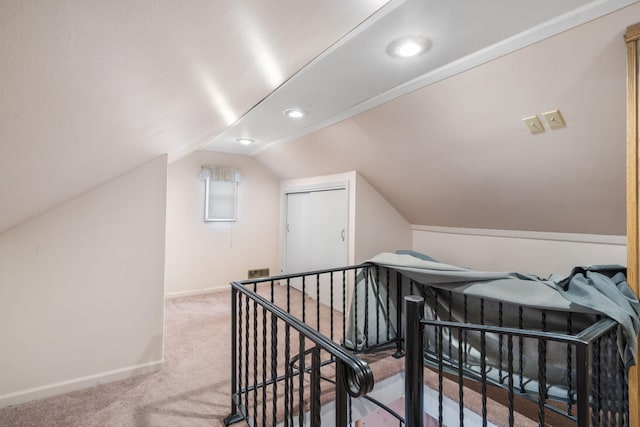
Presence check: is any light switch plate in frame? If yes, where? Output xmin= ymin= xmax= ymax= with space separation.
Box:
xmin=522 ymin=115 xmax=545 ymax=134
xmin=541 ymin=109 xmax=566 ymax=129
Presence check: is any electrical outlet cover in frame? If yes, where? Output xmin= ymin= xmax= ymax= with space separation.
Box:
xmin=541 ymin=109 xmax=566 ymax=129
xmin=522 ymin=115 xmax=545 ymax=134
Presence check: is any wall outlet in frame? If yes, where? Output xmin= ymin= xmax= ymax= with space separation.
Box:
xmin=248 ymin=268 xmax=270 ymax=279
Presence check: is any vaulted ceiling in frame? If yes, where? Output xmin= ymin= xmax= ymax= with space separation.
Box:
xmin=1 ymin=0 xmax=639 ymax=235
xmin=0 ymin=0 xmax=387 ymax=234
xmin=256 ymin=3 xmax=637 ymax=234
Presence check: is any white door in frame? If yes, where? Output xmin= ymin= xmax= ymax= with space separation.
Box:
xmin=284 ymin=192 xmax=311 ymax=274
xmin=284 ymin=188 xmax=348 ymax=307
xmin=307 ymin=189 xmax=348 ymax=270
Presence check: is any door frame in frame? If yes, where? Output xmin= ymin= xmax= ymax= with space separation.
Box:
xmin=625 ymin=23 xmax=640 ymax=427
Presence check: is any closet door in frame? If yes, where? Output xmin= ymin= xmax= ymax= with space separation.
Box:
xmin=308 ymin=189 xmax=348 ymax=270
xmin=284 ymin=188 xmax=348 ymax=306
xmin=284 ymin=192 xmax=311 ymax=274
xmin=285 ymin=189 xmax=348 ymax=273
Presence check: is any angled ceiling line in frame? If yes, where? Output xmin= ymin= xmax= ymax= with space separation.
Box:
xmin=197 ymin=0 xmax=405 ymax=152
xmin=201 ymin=0 xmax=637 ymax=157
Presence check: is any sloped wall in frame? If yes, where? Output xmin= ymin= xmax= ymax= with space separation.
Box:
xmin=354 ymin=173 xmax=411 ymax=262
xmin=165 ymin=151 xmax=280 ymax=295
xmin=0 ymin=156 xmax=167 ymax=407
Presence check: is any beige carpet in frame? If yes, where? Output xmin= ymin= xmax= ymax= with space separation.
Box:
xmin=0 ymin=287 xmax=570 ymax=427
xmin=0 ymin=290 xmax=235 ymax=427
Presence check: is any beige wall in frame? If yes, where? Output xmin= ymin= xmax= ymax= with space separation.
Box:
xmin=354 ymin=173 xmax=411 ymax=262
xmin=165 ymin=151 xmax=280 ymax=295
xmin=413 ymin=225 xmax=626 ymax=277
xmin=0 ymin=156 xmax=167 ymax=407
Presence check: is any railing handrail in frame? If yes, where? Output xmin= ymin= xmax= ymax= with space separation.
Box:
xmin=234 ymin=263 xmax=371 ymax=285
xmin=231 ymin=280 xmax=375 ymax=397
xmin=421 ymin=317 xmax=618 ymax=346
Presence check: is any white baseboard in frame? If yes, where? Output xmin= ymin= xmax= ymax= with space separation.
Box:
xmin=0 ymin=359 xmax=164 ymax=409
xmin=164 ymin=286 xmax=230 ymax=299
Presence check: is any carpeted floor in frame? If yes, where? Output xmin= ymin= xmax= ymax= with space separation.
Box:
xmin=0 ymin=290 xmax=235 ymax=427
xmin=0 ymin=287 xmax=568 ymax=427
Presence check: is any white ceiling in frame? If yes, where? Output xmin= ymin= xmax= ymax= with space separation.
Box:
xmin=255 ymin=2 xmax=640 ymax=234
xmin=1 ymin=0 xmax=638 ymax=235
xmin=0 ymin=0 xmax=387 ymax=234
xmin=204 ymin=0 xmax=635 ymax=155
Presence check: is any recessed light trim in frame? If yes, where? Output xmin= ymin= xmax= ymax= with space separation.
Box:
xmin=386 ymin=35 xmax=432 ymax=58
xmin=236 ymin=138 xmax=254 ymax=146
xmin=283 ymin=108 xmax=306 ymax=119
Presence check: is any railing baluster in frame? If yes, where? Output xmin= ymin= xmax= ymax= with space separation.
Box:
xmin=386 ymin=268 xmax=390 ymax=342
xmin=330 ymin=272 xmax=334 ymax=342
xmin=622 ymin=345 xmax=629 ymax=426
xmin=354 ymin=269 xmax=358 ymax=350
xmin=271 ymin=312 xmax=278 ymax=426
xmin=262 ymin=306 xmax=267 ymax=427
xmin=537 ymin=311 xmax=547 ymax=425
xmin=607 ymin=344 xmax=612 ymax=427
xmin=270 ymin=279 xmax=274 ymax=303
xmin=298 ymin=335 xmax=305 ymax=427
xmin=518 ymin=306 xmax=524 ymax=393
xmin=364 ymin=269 xmax=369 ymax=350
xmin=253 ymin=300 xmax=258 ymax=425
xmin=394 ymin=271 xmax=403 ymax=357
xmin=316 ymin=273 xmax=320 ymax=332
xmin=537 ymin=337 xmax=546 ymax=426
xmin=404 ymin=295 xmax=424 ymax=427
xmin=285 ymin=324 xmax=291 ymax=427
xmin=480 ymin=298 xmax=487 ymax=426
xmin=507 ymin=334 xmax=514 ymax=427
xmin=230 ymin=289 xmax=239 ymax=417
xmin=458 ymin=326 xmax=464 ymax=427
xmin=592 ymin=335 xmax=601 ymax=425
xmin=448 ymin=290 xmax=453 ymax=359
xmin=614 ymin=330 xmax=624 ymax=425
xmin=463 ymin=295 xmax=468 ymax=366
xmin=438 ymin=324 xmax=444 ymax=427
xmin=576 ymin=343 xmax=590 ymax=426
xmin=376 ymin=267 xmax=380 ymax=346
xmin=310 ymin=346 xmax=321 ymax=426
xmin=335 ymin=359 xmax=347 ymax=426
xmin=342 ymin=270 xmax=346 ymax=345
xmin=498 ymin=302 xmax=503 ymax=382
xmin=245 ymin=295 xmax=250 ymax=417
xmin=302 ymin=276 xmax=306 ymax=324
xmin=566 ymin=312 xmax=573 ymax=415
xmin=286 ymin=278 xmax=291 ymax=313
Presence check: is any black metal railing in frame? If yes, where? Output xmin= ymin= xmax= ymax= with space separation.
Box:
xmin=224 ymin=264 xmax=630 ymax=426
xmin=224 ymin=265 xmax=389 ymax=426
xmin=405 ymin=295 xmax=628 ymax=427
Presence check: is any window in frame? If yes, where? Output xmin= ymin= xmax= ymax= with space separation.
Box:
xmin=200 ymin=166 xmax=240 ymax=222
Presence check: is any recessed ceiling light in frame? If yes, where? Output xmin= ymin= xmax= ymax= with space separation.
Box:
xmin=236 ymin=138 xmax=254 ymax=146
xmin=283 ymin=108 xmax=306 ymax=119
xmin=386 ymin=35 xmax=432 ymax=58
